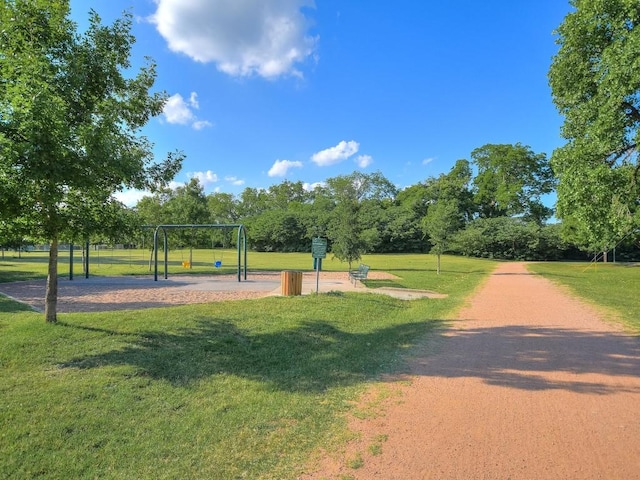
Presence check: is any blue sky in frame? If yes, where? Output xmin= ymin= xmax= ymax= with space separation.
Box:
xmin=69 ymin=0 xmax=572 ymax=206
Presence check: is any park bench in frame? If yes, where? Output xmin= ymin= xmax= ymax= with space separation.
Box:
xmin=349 ymin=264 xmax=370 ymax=285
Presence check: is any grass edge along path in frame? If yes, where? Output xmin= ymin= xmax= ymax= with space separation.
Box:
xmin=527 ymin=262 xmax=640 ymax=334
xmin=0 ymin=255 xmax=495 ymax=479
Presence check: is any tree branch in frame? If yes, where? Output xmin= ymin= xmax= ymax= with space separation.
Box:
xmin=605 ymin=143 xmax=637 ymax=167
xmin=622 ymin=101 xmax=640 ymax=123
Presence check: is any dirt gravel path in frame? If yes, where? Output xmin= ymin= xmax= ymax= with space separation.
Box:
xmin=301 ymin=262 xmax=640 ymax=479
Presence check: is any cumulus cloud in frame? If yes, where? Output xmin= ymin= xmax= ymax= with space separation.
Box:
xmin=355 ymin=154 xmax=373 ymax=168
xmin=225 ymin=176 xmax=245 ymax=186
xmin=151 ymin=0 xmax=318 ymax=79
xmin=163 ymin=92 xmax=213 ymax=130
xmin=311 ymin=140 xmax=359 ymax=167
xmin=168 ymin=180 xmax=183 ymax=191
xmin=303 ymin=181 xmax=325 ymax=191
xmin=188 ymin=170 xmax=219 ymax=187
xmin=114 ymin=189 xmax=148 ymax=207
xmin=268 ymin=159 xmax=303 ymax=177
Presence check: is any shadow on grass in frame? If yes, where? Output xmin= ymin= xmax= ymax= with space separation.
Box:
xmin=59 ymin=318 xmax=444 ymax=393
xmin=364 ymin=279 xmax=410 ymax=289
xmin=56 ymin=317 xmax=640 ymax=395
xmin=0 ymin=294 xmax=37 ymax=313
xmin=0 ymin=270 xmax=47 ymax=283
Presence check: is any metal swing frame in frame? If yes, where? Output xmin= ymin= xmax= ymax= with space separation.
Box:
xmin=152 ymin=224 xmax=247 ymax=282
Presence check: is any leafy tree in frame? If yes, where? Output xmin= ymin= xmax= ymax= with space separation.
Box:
xmin=548 ymin=0 xmax=640 ymax=249
xmin=165 ymin=178 xmax=209 ymax=253
xmin=266 ymin=180 xmax=310 ymax=210
xmin=247 ymin=210 xmax=307 ymax=252
xmin=452 ymin=217 xmax=573 ymax=261
xmin=392 ymin=183 xmax=432 ymax=252
xmin=238 ymin=187 xmax=270 ymax=218
xmin=421 ymin=160 xmax=473 ymax=273
xmin=423 ymin=199 xmax=460 ymax=274
xmin=325 ymin=173 xmax=367 ymax=269
xmin=471 ymin=143 xmax=555 ymax=223
xmin=0 ymin=2 xmax=183 ymax=322
xmin=207 ymin=192 xmax=241 ymax=248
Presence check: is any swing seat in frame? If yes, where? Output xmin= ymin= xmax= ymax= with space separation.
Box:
xmin=182 ymin=261 xmax=190 ymax=268
xmin=214 ymin=261 xmax=222 ymax=268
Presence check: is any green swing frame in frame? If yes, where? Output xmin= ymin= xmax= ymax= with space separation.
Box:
xmin=152 ymin=224 xmax=247 ymax=282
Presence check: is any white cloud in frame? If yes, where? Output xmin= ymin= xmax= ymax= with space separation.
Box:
xmin=311 ymin=140 xmax=359 ymax=166
xmin=225 ymin=176 xmax=245 ymax=186
xmin=162 ymin=92 xmax=213 ymax=130
xmin=151 ymin=0 xmax=318 ymax=79
xmin=114 ymin=189 xmax=148 ymax=207
xmin=188 ymin=170 xmax=219 ymax=187
xmin=168 ymin=180 xmax=183 ymax=191
xmin=192 ymin=120 xmax=214 ymax=130
xmin=163 ymin=93 xmax=194 ymax=125
xmin=355 ymin=154 xmax=373 ymax=168
xmin=268 ymin=159 xmax=303 ymax=177
xmin=303 ymin=181 xmax=325 ymax=191
xmin=422 ymin=157 xmax=435 ymax=166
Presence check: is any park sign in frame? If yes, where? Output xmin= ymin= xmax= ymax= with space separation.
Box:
xmin=312 ymin=237 xmax=327 ymax=259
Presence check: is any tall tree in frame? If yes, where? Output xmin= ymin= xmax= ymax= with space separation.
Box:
xmin=0 ymin=2 xmax=183 ymax=322
xmin=471 ymin=143 xmax=555 ymax=223
xmin=548 ymin=0 xmax=640 ymax=250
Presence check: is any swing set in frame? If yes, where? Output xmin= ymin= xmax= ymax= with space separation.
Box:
xmin=152 ymin=224 xmax=247 ymax=281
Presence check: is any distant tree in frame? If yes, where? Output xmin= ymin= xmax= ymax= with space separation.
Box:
xmin=392 ymin=183 xmax=431 ymax=252
xmin=421 ymin=160 xmax=473 ymax=273
xmin=422 ymin=199 xmax=460 ymax=274
xmin=207 ymin=192 xmax=241 ymax=247
xmin=0 ymin=2 xmax=183 ymax=322
xmin=325 ymin=173 xmax=368 ymax=269
xmin=451 ymin=217 xmax=573 ymax=261
xmin=548 ymin=0 xmax=640 ymax=250
xmin=238 ymin=187 xmax=270 ymax=218
xmin=247 ymin=210 xmax=307 ymax=252
xmin=471 ymin=144 xmax=555 ymax=223
xmin=165 ymin=178 xmax=209 ymax=251
xmin=266 ymin=180 xmax=310 ymax=210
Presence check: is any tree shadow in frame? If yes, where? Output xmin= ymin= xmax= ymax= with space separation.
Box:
xmin=0 ymin=293 xmax=38 ymax=313
xmin=410 ymin=324 xmax=640 ymax=395
xmin=59 ymin=317 xmax=443 ymax=393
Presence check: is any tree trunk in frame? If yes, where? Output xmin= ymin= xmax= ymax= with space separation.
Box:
xmin=45 ymin=237 xmax=59 ymax=323
xmin=436 ymin=253 xmax=441 ymax=275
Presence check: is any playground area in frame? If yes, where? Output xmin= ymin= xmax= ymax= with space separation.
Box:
xmin=0 ymin=270 xmax=445 ymax=313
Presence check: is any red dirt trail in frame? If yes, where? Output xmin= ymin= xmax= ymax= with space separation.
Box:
xmin=301 ymin=262 xmax=640 ymax=479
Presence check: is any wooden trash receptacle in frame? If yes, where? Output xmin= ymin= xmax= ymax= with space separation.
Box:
xmin=281 ymin=270 xmax=303 ymax=296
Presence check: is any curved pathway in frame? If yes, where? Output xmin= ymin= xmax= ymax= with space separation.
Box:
xmin=302 ymin=262 xmax=640 ymax=479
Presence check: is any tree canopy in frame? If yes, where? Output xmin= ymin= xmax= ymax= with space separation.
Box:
xmin=471 ymin=143 xmax=555 ymax=223
xmin=549 ymin=0 xmax=640 ymax=249
xmin=0 ymin=1 xmax=183 ymax=321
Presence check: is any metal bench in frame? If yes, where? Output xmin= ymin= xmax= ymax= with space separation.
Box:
xmin=349 ymin=264 xmax=370 ymax=285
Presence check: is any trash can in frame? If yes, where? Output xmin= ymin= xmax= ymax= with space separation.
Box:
xmin=281 ymin=270 xmax=303 ymax=296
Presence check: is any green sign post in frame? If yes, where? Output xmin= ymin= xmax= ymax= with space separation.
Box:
xmin=311 ymin=237 xmax=327 ymax=293
xmin=312 ymin=237 xmax=327 ymax=258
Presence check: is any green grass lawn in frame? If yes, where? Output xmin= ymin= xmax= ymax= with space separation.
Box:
xmin=528 ymin=261 xmax=640 ymax=332
xmin=0 ymin=248 xmax=490 ymax=289
xmin=0 ymin=253 xmax=496 ymax=479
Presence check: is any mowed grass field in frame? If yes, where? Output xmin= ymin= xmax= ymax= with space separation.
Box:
xmin=0 ymin=251 xmax=495 ymax=479
xmin=528 ymin=261 xmax=640 ymax=332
